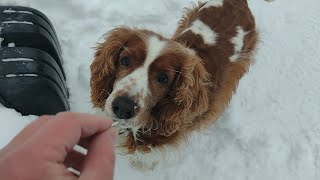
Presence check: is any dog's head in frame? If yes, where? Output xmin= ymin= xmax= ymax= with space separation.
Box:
xmin=90 ymin=27 xmax=210 ymax=148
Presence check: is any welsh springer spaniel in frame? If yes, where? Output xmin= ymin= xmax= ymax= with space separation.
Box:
xmin=90 ymin=0 xmax=258 ymax=169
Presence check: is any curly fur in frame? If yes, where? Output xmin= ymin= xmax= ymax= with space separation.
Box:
xmin=90 ymin=0 xmax=258 ymax=170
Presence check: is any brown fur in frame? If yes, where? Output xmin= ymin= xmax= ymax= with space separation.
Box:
xmin=171 ymin=0 xmax=258 ymax=131
xmin=90 ymin=0 xmax=258 ymax=158
xmin=90 ymin=28 xmax=147 ymax=108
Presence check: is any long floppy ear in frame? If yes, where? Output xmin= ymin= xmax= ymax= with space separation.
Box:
xmin=158 ymin=55 xmax=211 ymax=136
xmin=90 ymin=27 xmax=134 ymax=108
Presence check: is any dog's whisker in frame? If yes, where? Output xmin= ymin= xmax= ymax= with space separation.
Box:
xmin=142 ymin=121 xmax=154 ymax=136
xmin=153 ymin=120 xmax=159 ymax=131
xmin=112 ymin=117 xmax=124 ymax=121
xmin=167 ymin=68 xmax=182 ymax=74
xmin=102 ymin=89 xmax=111 ymax=96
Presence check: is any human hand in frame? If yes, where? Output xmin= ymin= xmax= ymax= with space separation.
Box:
xmin=0 ymin=112 xmax=116 ymax=180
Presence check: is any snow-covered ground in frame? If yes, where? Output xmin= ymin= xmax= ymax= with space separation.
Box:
xmin=1 ymin=0 xmax=320 ymax=179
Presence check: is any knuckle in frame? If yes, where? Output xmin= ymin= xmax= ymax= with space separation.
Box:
xmin=56 ymin=112 xmax=77 ymax=122
xmin=38 ymin=115 xmax=53 ymax=121
xmin=55 ymin=112 xmax=79 ymax=128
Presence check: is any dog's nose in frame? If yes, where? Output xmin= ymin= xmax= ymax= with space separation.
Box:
xmin=112 ymin=96 xmax=137 ymax=119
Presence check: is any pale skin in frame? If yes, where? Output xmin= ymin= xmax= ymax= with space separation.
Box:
xmin=0 ymin=112 xmax=117 ymax=180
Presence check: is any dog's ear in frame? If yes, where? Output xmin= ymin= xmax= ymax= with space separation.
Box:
xmin=90 ymin=27 xmax=134 ymax=108
xmin=157 ymin=54 xmax=211 ymax=137
xmin=174 ymin=55 xmax=211 ymax=114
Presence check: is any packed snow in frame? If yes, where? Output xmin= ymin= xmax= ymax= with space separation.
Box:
xmin=0 ymin=0 xmax=320 ymax=179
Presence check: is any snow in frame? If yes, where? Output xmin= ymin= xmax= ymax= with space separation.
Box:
xmin=3 ymin=9 xmax=33 ymax=14
xmin=8 ymin=42 xmax=15 ymax=47
xmin=0 ymin=0 xmax=320 ymax=179
xmin=1 ymin=20 xmax=33 ymax=25
xmin=0 ymin=37 xmax=3 ymax=46
xmin=5 ymin=74 xmax=38 ymax=77
xmin=1 ymin=58 xmax=34 ymax=62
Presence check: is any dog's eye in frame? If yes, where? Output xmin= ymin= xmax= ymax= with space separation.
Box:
xmin=158 ymin=73 xmax=169 ymax=84
xmin=120 ymin=56 xmax=130 ymax=67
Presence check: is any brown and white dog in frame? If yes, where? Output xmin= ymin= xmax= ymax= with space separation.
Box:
xmin=90 ymin=0 xmax=258 ymax=169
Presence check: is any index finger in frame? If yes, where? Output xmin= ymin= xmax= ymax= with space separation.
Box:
xmin=80 ymin=129 xmax=117 ymax=180
xmin=30 ymin=112 xmax=113 ymax=162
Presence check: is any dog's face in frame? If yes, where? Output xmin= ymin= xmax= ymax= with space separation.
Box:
xmin=104 ymin=34 xmax=182 ymax=134
xmin=90 ymin=27 xmax=210 ymax=149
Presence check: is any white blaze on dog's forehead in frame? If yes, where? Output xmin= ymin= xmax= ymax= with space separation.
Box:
xmin=199 ymin=0 xmax=224 ymax=11
xmin=112 ymin=36 xmax=166 ymax=107
xmin=127 ymin=36 xmax=166 ymax=97
xmin=229 ymin=26 xmax=248 ymax=62
xmin=143 ymin=36 xmax=167 ymax=67
xmin=182 ymin=19 xmax=218 ymax=45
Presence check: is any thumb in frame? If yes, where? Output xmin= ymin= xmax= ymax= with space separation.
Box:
xmin=79 ymin=129 xmax=117 ymax=180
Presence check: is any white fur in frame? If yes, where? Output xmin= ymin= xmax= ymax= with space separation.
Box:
xmin=199 ymin=0 xmax=224 ymax=11
xmin=102 ymin=35 xmax=167 ymax=138
xmin=229 ymin=26 xmax=248 ymax=62
xmin=126 ymin=148 xmax=161 ymax=170
xmin=121 ymin=142 xmax=184 ymax=171
xmin=182 ymin=19 xmax=218 ymax=45
xmin=107 ymin=36 xmax=166 ymax=110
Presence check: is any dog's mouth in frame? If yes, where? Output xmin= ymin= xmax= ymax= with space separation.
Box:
xmin=112 ymin=119 xmax=135 ymax=135
xmin=111 ymin=119 xmax=144 ymax=145
xmin=119 ymin=128 xmax=130 ymax=134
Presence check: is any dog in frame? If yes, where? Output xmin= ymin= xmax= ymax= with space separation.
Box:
xmin=90 ymin=0 xmax=259 ymax=170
